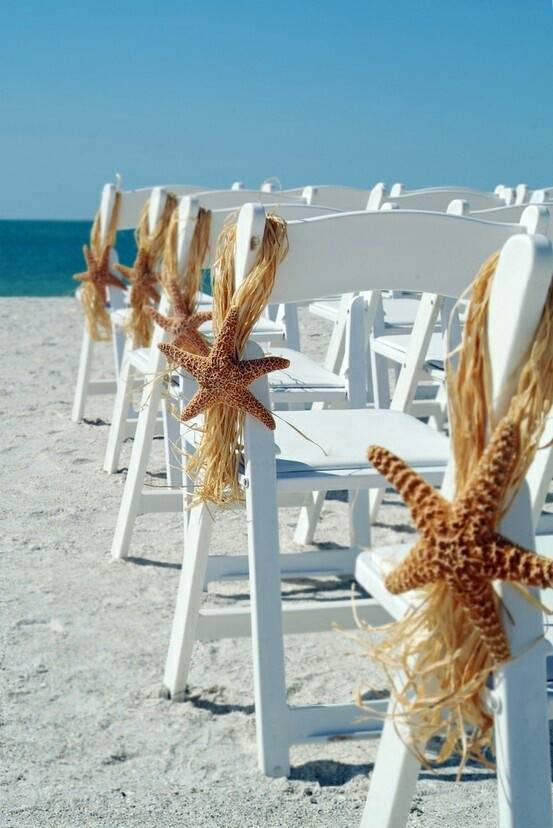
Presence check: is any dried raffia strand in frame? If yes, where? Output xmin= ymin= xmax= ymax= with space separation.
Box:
xmin=186 ymin=213 xmax=288 ymax=506
xmin=360 ymin=252 xmax=553 ymax=772
xmin=159 ymin=207 xmax=211 ymax=308
xmin=78 ymin=192 xmax=121 ymax=341
xmin=117 ymin=193 xmax=178 ymax=348
xmin=155 ymin=208 xmax=213 ymax=353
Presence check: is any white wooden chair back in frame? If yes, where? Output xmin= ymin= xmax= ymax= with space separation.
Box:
xmin=238 ymin=205 xmax=546 ymax=304
xmin=368 ymin=182 xmax=512 ymax=211
xmin=280 ymin=185 xmax=379 ymax=211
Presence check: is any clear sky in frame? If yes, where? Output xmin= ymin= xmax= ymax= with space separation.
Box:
xmin=2 ymin=0 xmax=552 ymax=219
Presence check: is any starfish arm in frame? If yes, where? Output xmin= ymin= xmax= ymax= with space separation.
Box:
xmin=158 ymin=342 xmax=206 ymax=377
xmin=239 ymin=356 xmax=291 ymax=385
xmin=367 ymin=445 xmax=448 ymax=534
xmin=180 ymin=387 xmax=221 ymax=423
xmin=482 ymin=533 xmax=553 ymax=587
xmin=384 ymin=541 xmax=441 ymax=594
xmin=452 ymin=580 xmax=511 ymax=663
xmin=100 ymin=245 xmax=112 ymax=271
xmin=455 ymin=419 xmax=518 ymax=525
xmin=106 ymin=273 xmax=126 ymax=290
xmin=167 ymin=280 xmax=189 ymax=317
xmin=230 ymin=387 xmax=276 ymax=430
xmin=114 ymin=263 xmax=134 ymax=281
xmin=174 ymin=329 xmax=210 ymax=356
xmin=212 ymin=306 xmax=240 ymax=360
xmin=147 ymin=308 xmax=171 ymax=330
xmin=73 ymin=272 xmax=90 ymax=282
xmin=191 ymin=310 xmax=213 ymax=327
xmin=147 ymin=285 xmax=160 ymax=303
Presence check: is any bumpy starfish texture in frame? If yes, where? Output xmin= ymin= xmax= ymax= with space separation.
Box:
xmin=115 ymin=248 xmax=160 ymax=304
xmin=73 ymin=245 xmax=125 ymax=301
xmin=367 ymin=419 xmax=553 ymax=663
xmin=147 ymin=279 xmax=212 ymax=355
xmin=158 ymin=305 xmax=290 ymax=430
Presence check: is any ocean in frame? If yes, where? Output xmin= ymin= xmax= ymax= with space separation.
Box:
xmin=0 ymin=220 xmax=138 ymax=297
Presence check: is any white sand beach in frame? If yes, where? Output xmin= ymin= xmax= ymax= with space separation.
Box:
xmin=3 ymin=296 xmax=535 ymax=828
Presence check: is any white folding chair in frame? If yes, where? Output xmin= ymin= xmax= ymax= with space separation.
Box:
xmin=107 ymin=198 xmax=369 ymax=561
xmin=355 ymin=227 xmax=553 ymax=828
xmin=160 ymin=202 xmax=546 ymax=778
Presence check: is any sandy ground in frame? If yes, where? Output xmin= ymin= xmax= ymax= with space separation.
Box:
xmin=2 ymin=297 xmax=545 ymax=827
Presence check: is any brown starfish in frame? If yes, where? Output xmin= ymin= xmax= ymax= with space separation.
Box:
xmin=367 ymin=419 xmax=553 ymax=663
xmin=158 ymin=305 xmax=290 ymax=430
xmin=73 ymin=245 xmax=125 ymax=302
xmin=115 ymin=248 xmax=160 ymax=304
xmin=147 ymin=279 xmax=212 ymax=355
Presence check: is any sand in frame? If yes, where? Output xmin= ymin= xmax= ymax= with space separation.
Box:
xmin=1 ymin=297 xmax=537 ymax=827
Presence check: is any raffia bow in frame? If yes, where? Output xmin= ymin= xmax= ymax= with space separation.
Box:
xmin=74 ymin=192 xmax=122 ymax=340
xmin=115 ymin=194 xmax=178 ymax=348
xmin=170 ymin=212 xmax=289 ymax=506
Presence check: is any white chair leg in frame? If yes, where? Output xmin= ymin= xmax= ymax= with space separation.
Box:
xmin=369 ymin=349 xmax=391 ymax=409
xmin=369 ymin=488 xmax=384 ymax=523
xmin=360 ymin=711 xmax=421 ymax=828
xmin=104 ymin=357 xmax=136 ymax=474
xmin=494 ymin=642 xmax=552 ymax=828
xmin=349 ymin=488 xmax=371 ymax=548
xmin=244 ymin=378 xmax=291 ymax=778
xmin=110 ymin=371 xmax=164 ymax=559
xmin=293 ymin=490 xmax=325 ymax=545
xmin=112 ymin=327 xmax=126 ymax=380
xmin=72 ymin=326 xmax=94 ymax=422
xmin=162 ymin=502 xmax=214 ymax=701
xmin=162 ymin=396 xmax=183 ymax=488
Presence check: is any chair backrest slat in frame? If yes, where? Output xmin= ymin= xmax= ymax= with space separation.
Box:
xmin=234 ymin=207 xmax=542 ymax=304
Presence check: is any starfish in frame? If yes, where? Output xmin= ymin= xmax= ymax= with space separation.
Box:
xmin=367 ymin=418 xmax=553 ymax=663
xmin=158 ymin=305 xmax=290 ymax=430
xmin=115 ymin=248 xmax=160 ymax=304
xmin=147 ymin=279 xmax=212 ymax=355
xmin=73 ymin=245 xmax=125 ymax=302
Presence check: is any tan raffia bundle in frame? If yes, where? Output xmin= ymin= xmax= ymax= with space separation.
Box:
xmin=185 ymin=213 xmax=289 ymax=506
xmin=117 ymin=194 xmax=178 ymax=348
xmin=160 ymin=207 xmax=212 ymax=313
xmin=75 ymin=193 xmax=122 ymax=341
xmin=359 ymin=252 xmax=553 ymax=770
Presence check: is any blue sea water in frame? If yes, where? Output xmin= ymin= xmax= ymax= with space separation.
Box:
xmin=0 ymin=220 xmax=138 ymax=297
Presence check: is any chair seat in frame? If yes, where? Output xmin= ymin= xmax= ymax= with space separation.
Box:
xmin=355 ymin=544 xmax=417 ymax=620
xmin=373 ymin=331 xmax=445 ymax=370
xmin=269 ymin=348 xmax=345 ymax=390
xmin=273 ymin=408 xmax=448 ymax=487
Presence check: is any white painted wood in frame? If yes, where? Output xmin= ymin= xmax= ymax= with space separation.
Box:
xmin=196 ymin=598 xmax=391 ymax=640
xmin=103 ymin=352 xmax=135 ymax=474
xmin=161 ymin=395 xmax=182 ymax=489
xmin=162 ymin=502 xmax=215 ymax=701
xmin=204 ymin=548 xmax=363 ymax=584
xmin=288 ymin=700 xmax=386 ymax=743
xmin=263 ymin=210 xmax=530 ymax=304
xmin=71 ymin=328 xmax=94 ymax=421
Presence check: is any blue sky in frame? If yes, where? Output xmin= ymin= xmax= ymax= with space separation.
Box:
xmin=2 ymin=1 xmax=552 ymax=219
